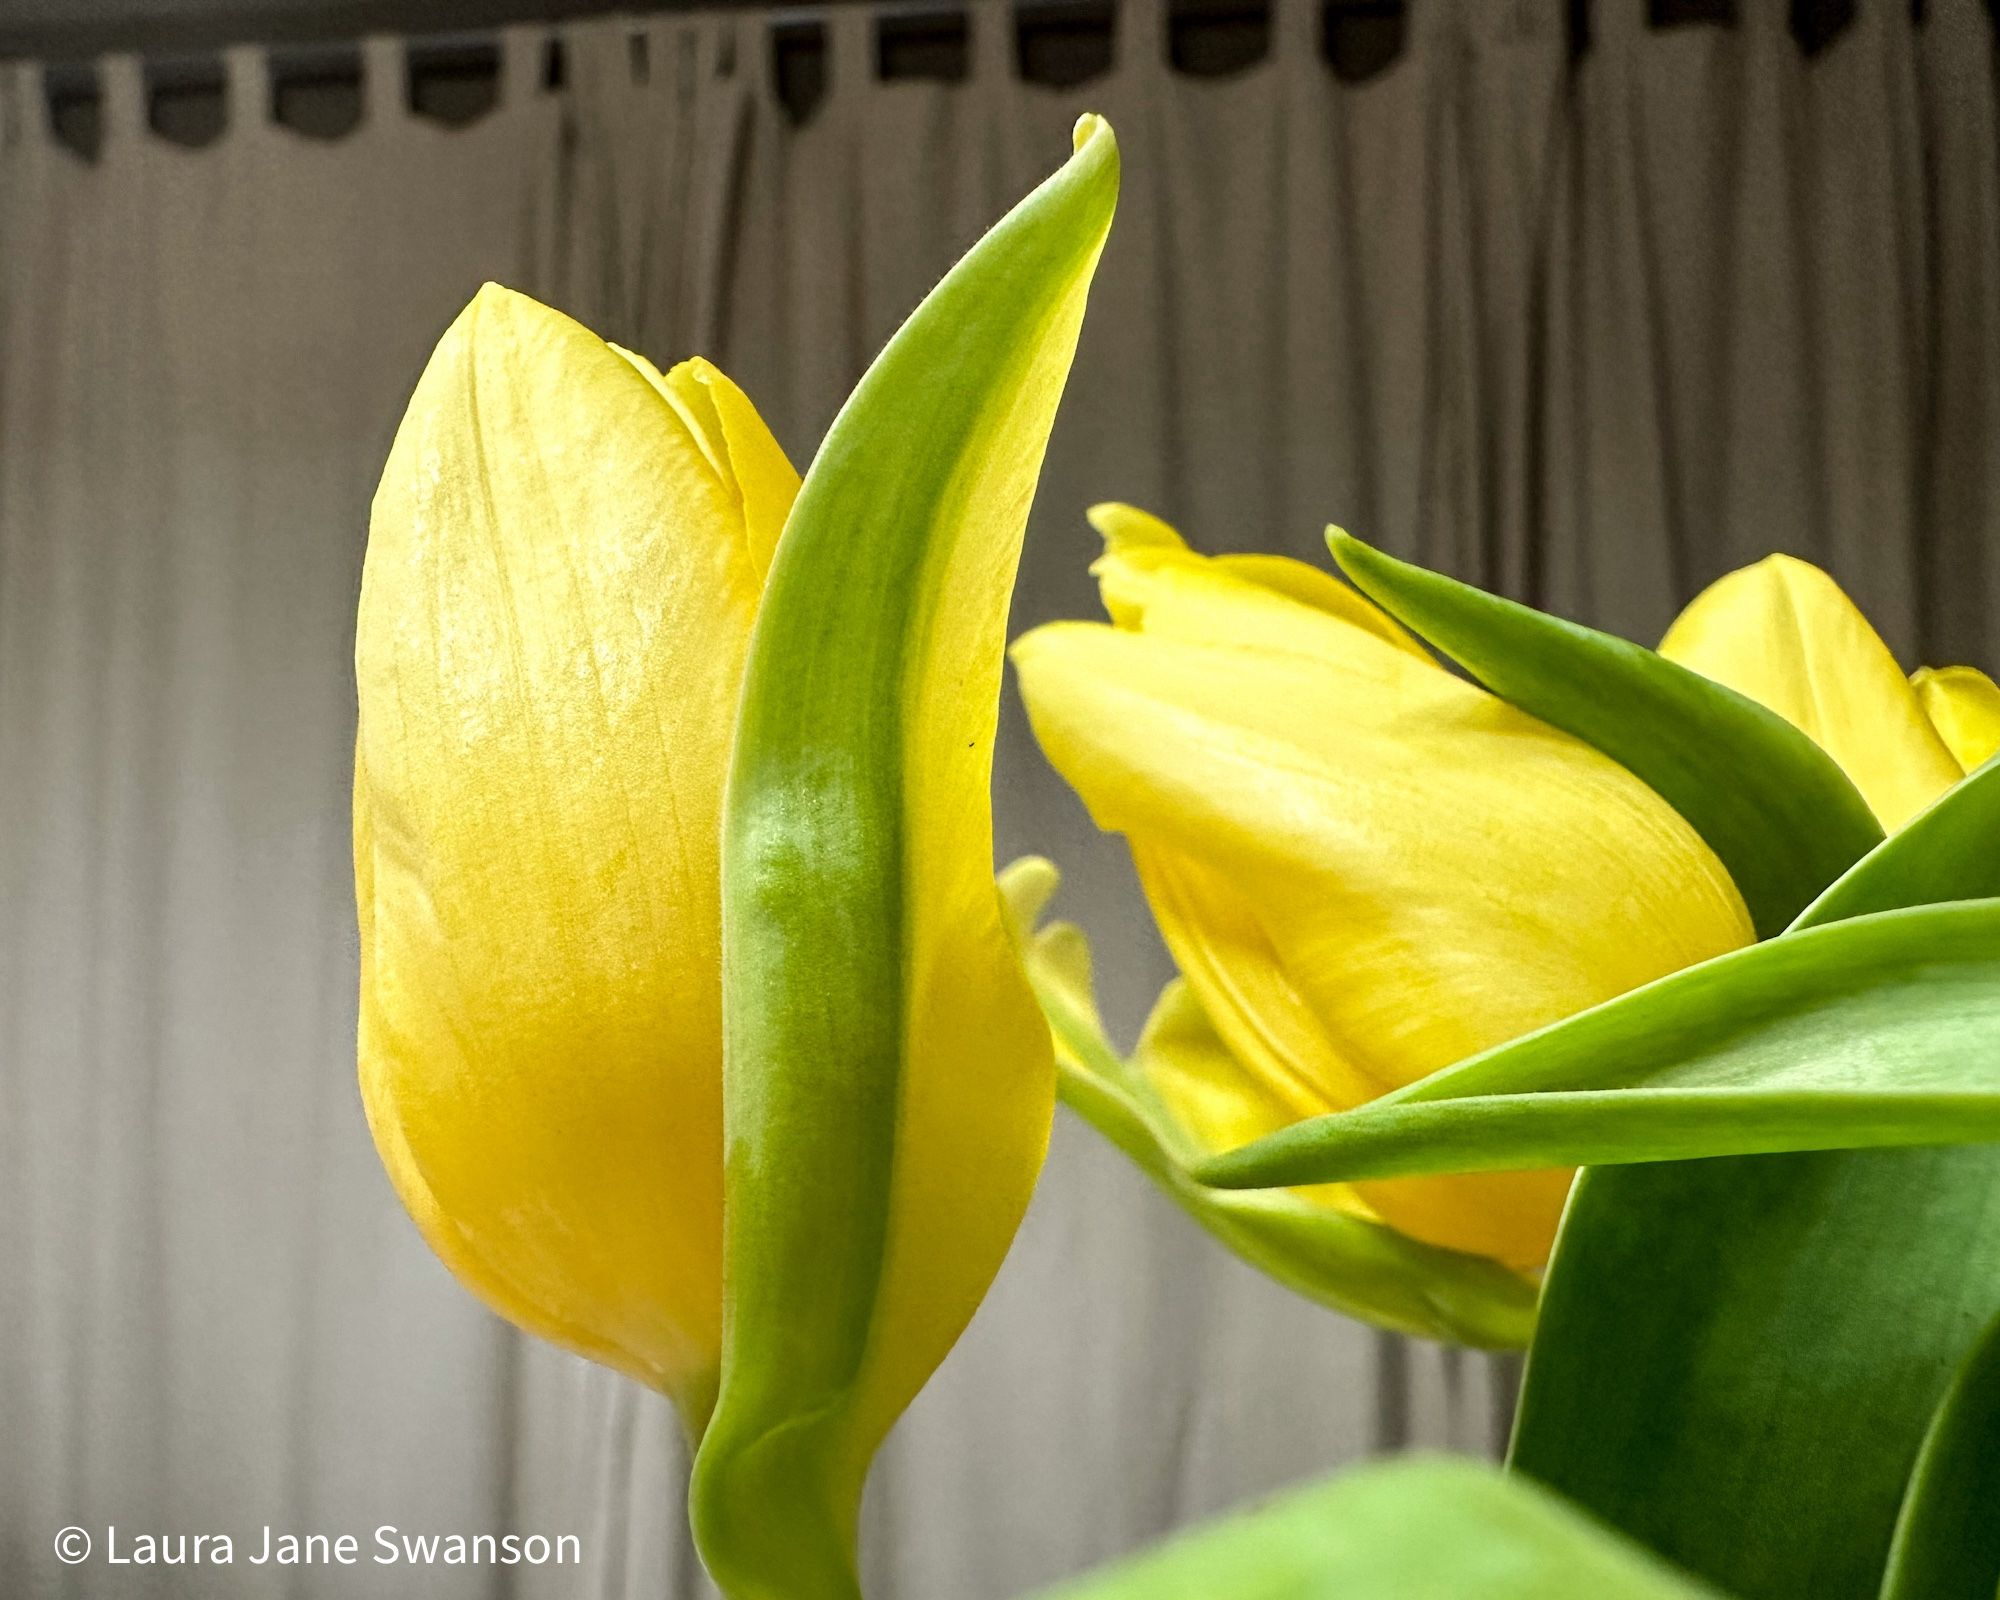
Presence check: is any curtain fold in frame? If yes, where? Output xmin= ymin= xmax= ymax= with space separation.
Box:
xmin=3 ymin=3 xmax=1996 ymax=1595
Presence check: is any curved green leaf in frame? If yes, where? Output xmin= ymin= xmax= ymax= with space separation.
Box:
xmin=1003 ymin=859 xmax=1537 ymax=1351
xmin=1326 ymin=531 xmax=1882 ymax=937
xmin=1028 ymin=1456 xmax=1724 ymax=1599
xmin=1511 ymin=1147 xmax=2000 ymax=1600
xmin=695 ymin=120 xmax=1118 ymax=1600
xmin=1195 ymin=900 xmax=2000 ymax=1189
xmin=1878 ymin=1302 xmax=2000 ymax=1600
xmin=1793 ymin=758 xmax=2000 ymax=930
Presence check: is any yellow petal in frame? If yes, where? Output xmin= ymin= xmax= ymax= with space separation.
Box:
xmin=1013 ymin=859 xmax=1542 ymax=1348
xmin=615 ymin=347 xmax=800 ymax=582
xmin=1137 ymin=976 xmax=1300 ymax=1156
xmin=1014 ymin=543 xmax=1752 ymax=1269
xmin=355 ymin=284 xmax=797 ymax=1427
xmin=1658 ymin=555 xmax=1960 ymax=830
xmin=1913 ymin=665 xmax=2000 ymax=774
xmin=1087 ymin=502 xmax=1428 ymax=659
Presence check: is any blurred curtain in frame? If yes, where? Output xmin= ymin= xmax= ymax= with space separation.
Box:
xmin=2 ymin=0 xmax=1996 ymax=1595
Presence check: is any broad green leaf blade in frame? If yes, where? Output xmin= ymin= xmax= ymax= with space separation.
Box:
xmin=1003 ymin=859 xmax=1537 ymax=1350
xmin=1028 ymin=1456 xmax=1725 ymax=1599
xmin=1878 ymin=1303 xmax=2000 ymax=1600
xmin=695 ymin=119 xmax=1118 ymax=1600
xmin=1194 ymin=901 xmax=2000 ymax=1190
xmin=1508 ymin=768 xmax=2000 ymax=1599
xmin=1512 ymin=1148 xmax=2000 ymax=1600
xmin=1793 ymin=759 xmax=2000 ymax=929
xmin=1327 ymin=531 xmax=1882 ymax=936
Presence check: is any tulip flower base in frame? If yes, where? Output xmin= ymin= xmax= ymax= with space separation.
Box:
xmin=355 ymin=110 xmax=2000 ymax=1600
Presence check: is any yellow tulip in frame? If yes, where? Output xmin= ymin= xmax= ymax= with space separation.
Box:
xmin=354 ymin=284 xmax=799 ymax=1434
xmin=1018 ymin=519 xmax=2000 ymax=1280
xmin=1012 ymin=506 xmax=1755 ymax=1270
xmin=1657 ymin=555 xmax=1965 ymax=830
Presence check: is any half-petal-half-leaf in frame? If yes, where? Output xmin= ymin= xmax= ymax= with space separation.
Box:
xmin=1327 ymin=530 xmax=1881 ymax=936
xmin=1028 ymin=1456 xmax=1724 ymax=1600
xmin=1878 ymin=1302 xmax=2000 ymax=1600
xmin=691 ymin=119 xmax=1118 ymax=1600
xmin=1003 ymin=859 xmax=1538 ymax=1350
xmin=1195 ymin=900 xmax=2000 ymax=1189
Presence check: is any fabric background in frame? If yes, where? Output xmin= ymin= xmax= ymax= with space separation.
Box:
xmin=3 ymin=0 xmax=1996 ymax=1593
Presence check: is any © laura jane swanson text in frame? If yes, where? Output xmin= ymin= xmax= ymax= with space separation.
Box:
xmin=72 ymin=1525 xmax=582 ymax=1567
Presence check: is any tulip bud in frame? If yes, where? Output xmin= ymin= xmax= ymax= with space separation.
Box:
xmin=356 ymin=285 xmax=797 ymax=1434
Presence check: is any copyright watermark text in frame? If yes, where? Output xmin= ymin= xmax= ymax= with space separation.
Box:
xmin=53 ymin=1524 xmax=581 ymax=1568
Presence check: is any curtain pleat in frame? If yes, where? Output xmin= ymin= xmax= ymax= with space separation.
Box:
xmin=3 ymin=3 xmax=1997 ymax=1595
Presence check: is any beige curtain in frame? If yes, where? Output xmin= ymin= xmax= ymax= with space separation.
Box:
xmin=3 ymin=0 xmax=1995 ymax=1594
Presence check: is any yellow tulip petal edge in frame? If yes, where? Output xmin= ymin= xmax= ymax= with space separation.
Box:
xmin=1659 ymin=555 xmax=1961 ymax=831
xmin=691 ymin=118 xmax=1119 ymax=1600
xmin=356 ymin=285 xmax=798 ymax=1436
xmin=1000 ymin=860 xmax=1541 ymax=1351
xmin=1913 ymin=664 xmax=2000 ymax=775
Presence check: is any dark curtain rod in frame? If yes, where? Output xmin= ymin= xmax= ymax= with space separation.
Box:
xmin=22 ymin=0 xmax=1940 ymax=103
xmin=14 ymin=0 xmax=1224 ymax=69
xmin=26 ymin=0 xmax=1348 ymax=94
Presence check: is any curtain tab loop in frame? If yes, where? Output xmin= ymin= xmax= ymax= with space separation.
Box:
xmin=1 ymin=60 xmax=52 ymax=149
xmin=98 ymin=54 xmax=146 ymax=146
xmin=222 ymin=46 xmax=269 ymax=135
xmin=968 ymin=0 xmax=1016 ymax=84
xmin=1116 ymin=0 xmax=1172 ymax=72
xmin=498 ymin=26 xmax=545 ymax=105
xmin=1741 ymin=0 xmax=1788 ymax=33
xmin=1591 ymin=0 xmax=1647 ymax=41
xmin=1269 ymin=0 xmax=1318 ymax=61
xmin=560 ymin=19 xmax=641 ymax=98
xmin=650 ymin=21 xmax=704 ymax=96
xmin=697 ymin=15 xmax=738 ymax=83
xmin=1453 ymin=0 xmax=1565 ymax=47
xmin=361 ymin=36 xmax=408 ymax=123
xmin=733 ymin=13 xmax=774 ymax=101
xmin=826 ymin=8 xmax=875 ymax=97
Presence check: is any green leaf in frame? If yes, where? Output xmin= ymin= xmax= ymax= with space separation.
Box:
xmin=1002 ymin=859 xmax=1538 ymax=1350
xmin=1878 ymin=1302 xmax=2000 ymax=1600
xmin=1499 ymin=757 xmax=2000 ymax=1600
xmin=695 ymin=119 xmax=1118 ymax=1600
xmin=1511 ymin=1148 xmax=2000 ymax=1600
xmin=1793 ymin=758 xmax=2000 ymax=930
xmin=1194 ymin=899 xmax=2000 ymax=1189
xmin=1326 ymin=530 xmax=1882 ymax=937
xmin=1026 ymin=1456 xmax=1726 ymax=1599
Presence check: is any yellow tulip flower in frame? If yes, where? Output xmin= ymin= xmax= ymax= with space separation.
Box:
xmin=1015 ymin=516 xmax=1995 ymax=1275
xmin=355 ymin=284 xmax=798 ymax=1434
